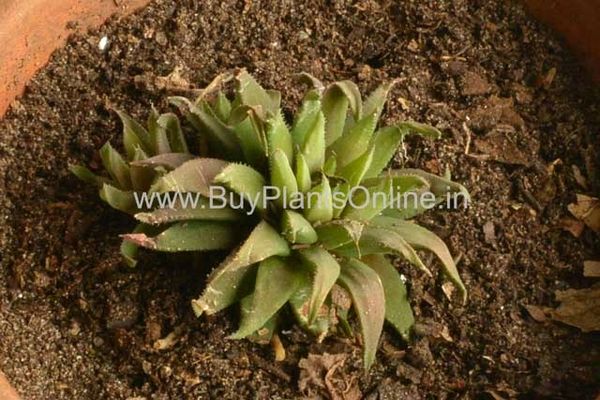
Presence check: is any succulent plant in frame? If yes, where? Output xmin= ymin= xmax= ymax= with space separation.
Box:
xmin=70 ymin=106 xmax=193 ymax=266
xmin=72 ymin=70 xmax=469 ymax=369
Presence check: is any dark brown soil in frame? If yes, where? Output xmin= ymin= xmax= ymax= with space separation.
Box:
xmin=1 ymin=0 xmax=599 ymax=399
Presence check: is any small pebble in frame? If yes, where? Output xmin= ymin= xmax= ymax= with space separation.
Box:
xmin=98 ymin=36 xmax=109 ymax=51
xmin=155 ymin=31 xmax=168 ymax=46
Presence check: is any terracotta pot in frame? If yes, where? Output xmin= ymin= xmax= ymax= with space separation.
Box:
xmin=0 ymin=370 xmax=20 ymax=400
xmin=0 ymin=0 xmax=151 ymax=118
xmin=524 ymin=0 xmax=600 ymax=82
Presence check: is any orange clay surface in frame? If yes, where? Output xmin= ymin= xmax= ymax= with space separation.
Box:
xmin=524 ymin=0 xmax=600 ymax=82
xmin=0 ymin=370 xmax=20 ymax=400
xmin=0 ymin=0 xmax=151 ymax=118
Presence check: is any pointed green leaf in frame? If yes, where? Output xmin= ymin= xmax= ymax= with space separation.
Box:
xmin=69 ymin=164 xmax=108 ymax=186
xmin=443 ymin=167 xmax=452 ymax=180
xmin=342 ymin=175 xmax=393 ymax=221
xmin=230 ymin=256 xmax=302 ymax=339
xmin=169 ymin=96 xmax=241 ymax=158
xmin=214 ymin=92 xmax=232 ymax=122
xmin=148 ymin=111 xmax=171 ymax=154
xmin=330 ymin=112 xmax=377 ymax=168
xmin=322 ymin=86 xmax=350 ymax=146
xmin=235 ymin=70 xmax=279 ymax=116
xmin=99 ymin=184 xmax=135 ymax=214
xmin=291 ymin=90 xmax=322 ymax=147
xmin=297 ymin=247 xmax=341 ymax=324
xmin=228 ymin=103 xmax=267 ymax=126
xmin=364 ymin=126 xmax=404 ymax=178
xmin=131 ymin=153 xmax=195 ymax=170
xmin=362 ymin=80 xmax=397 ymax=123
xmin=323 ymin=155 xmax=337 ymax=176
xmin=362 ymin=254 xmax=414 ymax=340
xmin=397 ymin=121 xmax=442 ymax=140
xmin=192 ymin=221 xmax=290 ymax=316
xmin=281 ymin=210 xmax=318 ymax=244
xmin=120 ymin=235 xmax=140 ymax=268
xmin=295 ymin=152 xmax=312 ymax=193
xmin=158 ymin=113 xmax=189 ymax=153
xmin=289 ymin=274 xmax=330 ymax=341
xmin=338 ymin=258 xmax=385 ymax=370
xmin=372 ymin=216 xmax=467 ymax=303
xmin=300 ymin=109 xmax=326 ymax=173
xmin=147 ymin=106 xmax=160 ymax=138
xmin=338 ymin=146 xmax=374 ymax=187
xmin=331 ymin=182 xmax=351 ymax=218
xmin=343 ymin=174 xmax=429 ymax=221
xmin=379 ymin=169 xmax=469 ymax=220
xmin=122 ymin=221 xmax=237 ymax=252
xmin=291 ymin=91 xmax=326 ymax=173
xmin=296 ymin=72 xmax=325 ymax=92
xmin=304 ymin=174 xmax=333 ymax=224
xmin=266 ymin=111 xmax=294 ymax=164
xmin=387 ymin=169 xmax=468 ymax=199
xmin=333 ymin=226 xmax=431 ymax=276
xmin=270 ymin=149 xmax=298 ymax=208
xmin=238 ymin=294 xmax=278 ymax=344
xmin=266 ymin=90 xmax=281 ymax=112
xmin=315 ymin=219 xmax=365 ymax=251
xmin=233 ymin=118 xmax=267 ymax=170
xmin=152 ymin=158 xmax=229 ymax=196
xmin=130 ymin=147 xmax=155 ymax=191
xmin=214 ymin=163 xmax=267 ymax=212
xmin=327 ymin=80 xmax=362 ymax=121
xmin=364 ymin=122 xmax=441 ymax=180
xmin=115 ymin=110 xmax=151 ymax=160
xmin=134 ymin=197 xmax=242 ymax=224
xmin=230 ymin=106 xmax=268 ymax=169
xmin=99 ymin=142 xmax=132 ymax=190
xmin=132 ymin=146 xmax=148 ymax=161
xmin=120 ymin=223 xmax=162 ymax=268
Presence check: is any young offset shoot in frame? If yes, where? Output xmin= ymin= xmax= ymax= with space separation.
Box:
xmin=71 ymin=70 xmax=469 ymax=369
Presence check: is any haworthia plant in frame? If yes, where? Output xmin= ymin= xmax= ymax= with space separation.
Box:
xmin=72 ymin=70 xmax=469 ymax=369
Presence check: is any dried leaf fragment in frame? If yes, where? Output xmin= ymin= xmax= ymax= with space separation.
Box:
xmin=153 ymin=325 xmax=186 ymax=350
xmin=559 ymin=217 xmax=585 ymax=238
xmin=525 ymin=305 xmax=548 ymax=322
xmin=550 ymin=284 xmax=600 ymax=332
xmin=298 ymin=353 xmax=360 ymax=400
xmin=568 ymin=194 xmax=600 ymax=232
xmin=583 ymin=261 xmax=600 ymax=278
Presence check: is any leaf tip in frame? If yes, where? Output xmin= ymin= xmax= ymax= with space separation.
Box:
xmin=191 ymin=298 xmax=208 ymax=317
xmin=121 ymin=233 xmax=157 ymax=249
